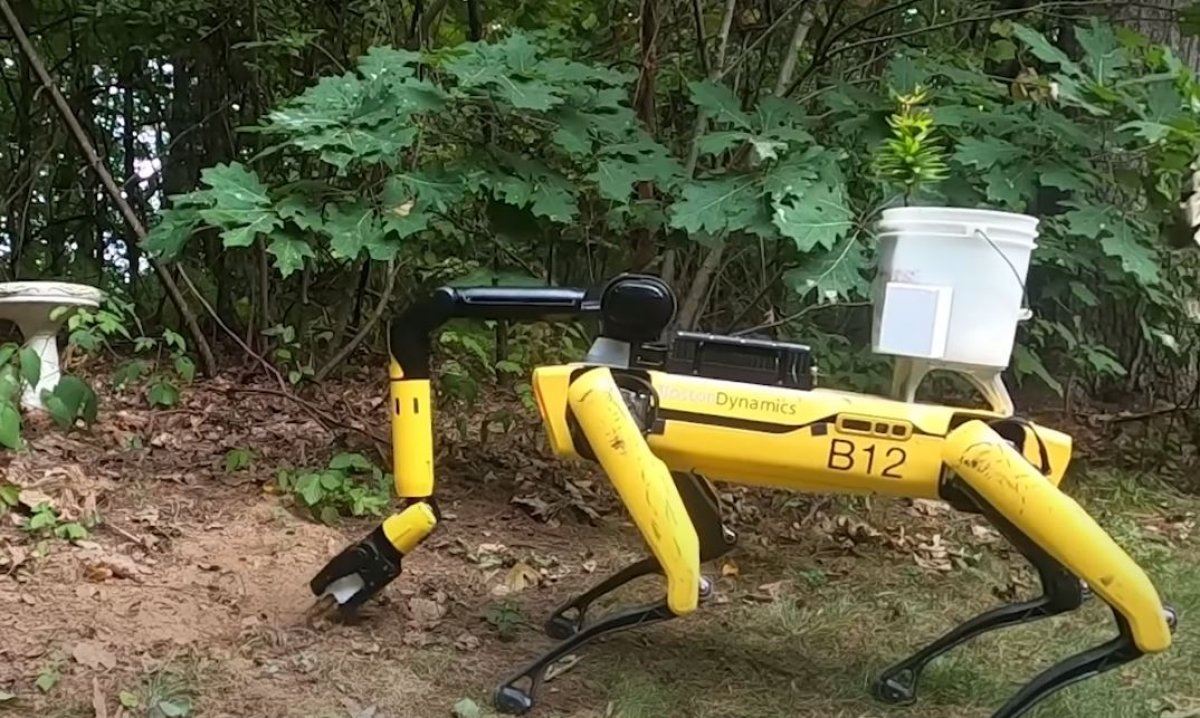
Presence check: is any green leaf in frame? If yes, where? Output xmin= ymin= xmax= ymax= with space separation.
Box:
xmin=17 ymin=347 xmax=40 ymax=388
xmin=1100 ymin=219 xmax=1159 ymax=286
xmin=385 ymin=171 xmax=468 ymax=212
xmin=147 ymin=381 xmax=180 ymax=408
xmin=0 ymin=343 xmax=15 ymax=367
xmin=452 ymin=698 xmax=483 ymax=718
xmin=163 ymin=329 xmax=186 ymax=352
xmin=27 ymin=506 xmax=56 ymax=531
xmin=549 ymin=108 xmax=592 ymax=155
xmin=266 ymin=234 xmax=315 ymax=278
xmin=225 ymin=448 xmax=253 ymax=472
xmin=275 ymin=196 xmax=324 ymax=231
xmin=318 ymin=505 xmax=341 ymax=525
xmin=156 ymin=698 xmax=192 ymax=717
xmin=529 ymin=183 xmax=577 ymax=222
xmin=0 ymin=483 xmax=18 ymax=506
xmin=1116 ymin=120 xmax=1172 ymax=143
xmin=1038 ymin=166 xmax=1091 ymax=192
xmin=1075 ymin=20 xmax=1126 ymax=84
xmin=0 ymin=689 xmax=15 ymax=702
xmin=591 ymin=159 xmax=642 ymax=202
xmin=1011 ymin=23 xmax=1083 ymax=77
xmin=1013 ymin=345 xmax=1063 ymax=395
xmin=323 ymin=203 xmax=396 ymax=261
xmin=54 ymin=522 xmax=88 ymax=541
xmin=357 ymin=45 xmax=420 ymax=84
xmin=1062 ymin=205 xmax=1111 ymax=239
xmin=0 ymin=401 xmax=20 ymax=450
xmin=772 ymin=182 xmax=853 ymax=252
xmin=496 ymin=77 xmax=562 ymax=111
xmin=953 ymin=137 xmax=1024 ymax=170
xmin=330 ymin=452 xmax=374 ymax=472
xmin=42 ymin=376 xmax=93 ymax=429
xmin=886 ymin=54 xmax=927 ymax=93
xmin=34 ymin=669 xmax=58 ymax=693
xmin=1069 ymin=281 xmax=1099 ymax=307
xmin=295 ymin=474 xmax=324 ymax=506
xmin=112 ymin=360 xmax=148 ymax=389
xmin=696 ymin=131 xmax=752 ymax=156
xmin=688 ymin=80 xmax=751 ymax=129
xmin=319 ymin=472 xmax=344 ymax=490
xmin=983 ymin=162 xmax=1036 ymax=208
xmin=144 ymin=208 xmax=204 ymax=259
xmin=669 ymin=177 xmax=763 ymax=236
xmin=1082 ymin=344 xmax=1126 ymax=376
xmin=174 ymin=356 xmax=196 ymax=382
xmin=119 ymin=691 xmax=139 ymax=709
xmin=197 ymin=163 xmax=281 ymax=248
xmin=986 ymin=39 xmax=1017 ymax=62
xmin=784 ymin=236 xmax=869 ymax=302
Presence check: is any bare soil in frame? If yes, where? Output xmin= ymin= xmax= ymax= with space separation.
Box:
xmin=0 ymin=377 xmax=1195 ymax=718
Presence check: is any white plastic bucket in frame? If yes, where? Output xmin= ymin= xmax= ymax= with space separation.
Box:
xmin=871 ymin=207 xmax=1039 ymax=370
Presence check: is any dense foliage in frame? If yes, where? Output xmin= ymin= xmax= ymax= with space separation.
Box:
xmin=3 ymin=0 xmax=1200 ymax=422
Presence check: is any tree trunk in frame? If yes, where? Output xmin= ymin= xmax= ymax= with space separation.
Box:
xmin=121 ymin=56 xmax=144 ymax=297
xmin=630 ymin=0 xmax=662 ymax=270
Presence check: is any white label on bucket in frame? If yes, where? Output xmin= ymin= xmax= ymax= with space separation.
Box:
xmin=876 ymin=283 xmax=951 ymax=359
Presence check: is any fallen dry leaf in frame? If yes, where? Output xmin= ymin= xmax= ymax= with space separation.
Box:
xmin=454 ymin=632 xmax=481 ymax=651
xmin=18 ymin=488 xmax=55 ymax=511
xmin=748 ymin=580 xmax=789 ymax=602
xmin=504 ymin=561 xmax=541 ymax=593
xmin=407 ymin=597 xmax=445 ymax=626
xmin=72 ymin=640 xmax=117 ymax=670
xmin=92 ymin=677 xmax=107 ymax=718
xmin=721 ymin=560 xmax=740 ymax=578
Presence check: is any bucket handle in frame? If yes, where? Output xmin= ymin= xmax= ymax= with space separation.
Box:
xmin=973 ymin=228 xmax=1033 ymax=321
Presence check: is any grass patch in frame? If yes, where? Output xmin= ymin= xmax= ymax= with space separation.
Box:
xmin=595 ymin=471 xmax=1199 ymax=717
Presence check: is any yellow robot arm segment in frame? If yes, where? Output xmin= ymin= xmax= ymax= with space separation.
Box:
xmin=944 ymin=420 xmax=1172 ymax=653
xmin=390 ymin=359 xmax=435 ymax=498
xmin=382 ymin=501 xmax=438 ymax=552
xmin=567 ymin=367 xmax=701 ymax=616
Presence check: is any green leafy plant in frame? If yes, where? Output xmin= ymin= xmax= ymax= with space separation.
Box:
xmin=23 ymin=503 xmax=90 ymax=541
xmin=276 ymin=452 xmax=391 ymax=524
xmin=0 ymin=482 xmax=18 ymax=517
xmin=873 ymin=85 xmax=950 ymax=198
xmin=484 ymin=600 xmax=526 ymax=642
xmin=67 ymin=298 xmax=195 ymax=408
xmin=34 ymin=661 xmax=60 ymax=693
xmin=262 ymin=324 xmax=315 ymax=384
xmin=224 ymin=448 xmax=254 ymax=472
xmin=0 ymin=342 xmax=44 ymax=450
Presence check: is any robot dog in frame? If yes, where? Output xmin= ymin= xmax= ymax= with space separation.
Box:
xmin=310 ymin=274 xmax=1175 ymax=717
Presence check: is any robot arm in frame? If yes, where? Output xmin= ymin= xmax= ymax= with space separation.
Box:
xmin=310 ymin=277 xmax=676 ymax=612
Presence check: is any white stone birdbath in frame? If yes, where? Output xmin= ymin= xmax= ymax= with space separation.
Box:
xmin=0 ymin=282 xmax=104 ymax=410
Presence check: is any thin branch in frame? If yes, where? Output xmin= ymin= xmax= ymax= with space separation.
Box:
xmin=772 ymin=4 xmax=817 ymax=96
xmin=684 ymin=0 xmax=739 ymax=178
xmin=786 ymin=0 xmax=1158 ymax=97
xmin=0 ymin=0 xmax=218 ymax=378
xmin=226 ymin=387 xmax=389 ymax=456
xmin=733 ymin=301 xmax=870 ymax=336
xmin=315 ymin=260 xmax=401 ymax=381
xmin=690 ymin=0 xmax=711 ymax=77
xmin=717 ymin=0 xmax=814 ymax=81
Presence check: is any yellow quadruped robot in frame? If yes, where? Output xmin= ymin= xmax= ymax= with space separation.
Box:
xmin=310 ymin=274 xmax=1176 ymax=717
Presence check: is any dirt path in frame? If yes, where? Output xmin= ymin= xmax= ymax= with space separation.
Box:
xmin=1 ymin=380 xmax=1196 ymax=718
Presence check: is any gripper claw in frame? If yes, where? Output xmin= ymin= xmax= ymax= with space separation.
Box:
xmin=873 ymin=668 xmax=917 ymax=705
xmin=542 ymin=557 xmax=660 ymax=640
xmin=493 ymin=686 xmax=534 ymax=716
xmin=497 ymin=601 xmax=675 ymax=715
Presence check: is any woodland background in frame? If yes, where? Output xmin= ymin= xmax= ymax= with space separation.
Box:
xmin=3 ymin=0 xmax=1200 ymax=467
xmin=1 ymin=3 xmax=1200 ymax=717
